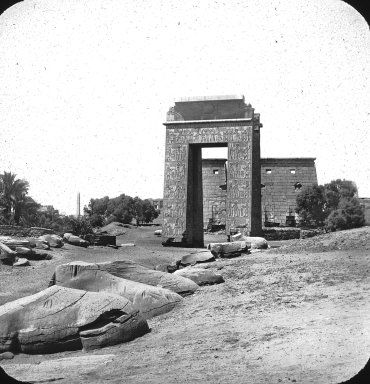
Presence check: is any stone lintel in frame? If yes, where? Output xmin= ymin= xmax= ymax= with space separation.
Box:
xmin=261 ymin=158 xmax=316 ymax=166
xmin=163 ymin=118 xmax=253 ymax=126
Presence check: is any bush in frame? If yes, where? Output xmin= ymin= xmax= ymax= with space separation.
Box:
xmin=325 ymin=198 xmax=365 ymax=231
xmin=67 ymin=216 xmax=94 ymax=237
xmin=296 ymin=185 xmax=326 ymax=228
xmin=88 ymin=213 xmax=104 ymax=228
xmin=84 ymin=194 xmax=159 ymax=226
xmin=296 ymin=179 xmax=365 ymax=231
xmin=37 ymin=215 xmax=94 ymax=237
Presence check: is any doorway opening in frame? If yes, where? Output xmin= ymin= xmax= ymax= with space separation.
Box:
xmin=201 ymin=147 xmax=228 ymax=233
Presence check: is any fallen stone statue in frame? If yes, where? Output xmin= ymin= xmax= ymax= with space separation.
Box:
xmin=52 ymin=261 xmax=183 ymax=319
xmin=174 ymin=267 xmax=224 ymax=286
xmin=38 ymin=234 xmax=64 ymax=248
xmin=0 ymin=241 xmax=18 ymax=264
xmin=0 ymin=285 xmax=149 ymax=354
xmin=96 ymin=260 xmax=199 ymax=296
xmin=0 ymin=366 xmax=31 ymax=384
xmin=178 ymin=251 xmax=216 ymax=267
xmin=63 ymin=233 xmax=89 ymax=248
xmin=231 ymin=233 xmax=269 ymax=249
xmin=208 ymin=241 xmax=251 ymax=258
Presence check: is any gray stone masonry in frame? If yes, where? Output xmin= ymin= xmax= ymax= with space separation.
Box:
xmin=201 ymin=158 xmax=317 ymax=227
xmin=162 ymin=95 xmax=262 ymax=246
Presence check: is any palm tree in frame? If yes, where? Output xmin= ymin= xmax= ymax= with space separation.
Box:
xmin=14 ymin=195 xmax=40 ymax=225
xmin=0 ymin=172 xmax=29 ymax=224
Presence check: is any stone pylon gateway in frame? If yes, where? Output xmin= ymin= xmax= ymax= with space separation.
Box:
xmin=162 ymin=95 xmax=262 ymax=247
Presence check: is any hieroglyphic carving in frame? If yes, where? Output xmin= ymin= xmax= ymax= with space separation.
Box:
xmin=162 ymin=140 xmax=188 ymax=239
xmin=162 ymin=217 xmax=185 ymax=237
xmin=228 ymin=142 xmax=251 ymax=160
xmin=228 ymin=162 xmax=251 ymax=179
xmin=167 ymin=126 xmax=251 ymax=145
xmin=227 ymin=202 xmax=249 ymax=217
xmin=163 ymin=201 xmax=186 ymax=218
xmin=208 ymin=200 xmax=226 ymax=224
xmin=164 ymin=180 xmax=186 ymax=199
xmin=228 ymin=179 xmax=250 ymax=199
xmin=226 ymin=131 xmax=252 ymax=233
xmin=164 ymin=163 xmax=186 ymax=181
xmin=165 ymin=145 xmax=187 ymax=162
xmin=163 ymin=123 xmax=254 ymax=239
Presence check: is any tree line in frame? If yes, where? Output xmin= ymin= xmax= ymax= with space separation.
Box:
xmin=0 ymin=172 xmax=159 ymax=234
xmin=0 ymin=171 xmax=92 ymax=234
xmin=295 ymin=179 xmax=365 ymax=231
xmin=0 ymin=171 xmax=365 ymax=234
xmin=83 ymin=195 xmax=159 ymax=227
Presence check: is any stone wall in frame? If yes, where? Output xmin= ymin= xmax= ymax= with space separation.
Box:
xmin=162 ymin=96 xmax=263 ymax=245
xmin=359 ymin=198 xmax=370 ymax=225
xmin=261 ymin=158 xmax=317 ymax=226
xmin=202 ymin=159 xmax=227 ymax=227
xmin=201 ymin=157 xmax=318 ymax=227
xmin=0 ymin=226 xmax=54 ymax=238
xmin=162 ymin=120 xmax=261 ymax=244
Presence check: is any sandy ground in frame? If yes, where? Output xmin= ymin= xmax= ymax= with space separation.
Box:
xmin=1 ymin=226 xmax=370 ymax=383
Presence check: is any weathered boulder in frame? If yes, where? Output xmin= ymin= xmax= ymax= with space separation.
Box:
xmin=97 ymin=260 xmax=199 ymax=296
xmin=90 ymin=234 xmax=116 ymax=246
xmin=208 ymin=241 xmax=250 ymax=258
xmin=0 ymin=365 xmax=30 ymax=384
xmin=14 ymin=246 xmax=51 ymax=261
xmin=53 ymin=261 xmax=183 ymax=319
xmin=25 ymin=252 xmax=52 ymax=261
xmin=231 ymin=233 xmax=268 ymax=249
xmin=155 ymin=263 xmax=179 ymax=273
xmin=38 ymin=234 xmax=63 ymax=248
xmin=15 ymin=247 xmax=34 ymax=256
xmin=1 ymin=239 xmax=31 ymax=250
xmin=154 ymin=229 xmax=162 ymax=236
xmin=0 ymin=285 xmax=149 ymax=354
xmin=0 ymin=351 xmax=14 ymax=360
xmin=2 ymin=354 xmax=115 ymax=383
xmin=63 ymin=233 xmax=89 ymax=248
xmin=0 ymin=242 xmax=18 ymax=265
xmin=27 ymin=238 xmax=50 ymax=250
xmin=174 ymin=268 xmax=224 ymax=286
xmin=100 ymin=222 xmax=127 ymax=236
xmin=179 ymin=251 xmax=215 ymax=266
xmin=13 ymin=258 xmax=30 ymax=267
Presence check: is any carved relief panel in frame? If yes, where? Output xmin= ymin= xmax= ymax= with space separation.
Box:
xmin=226 ymin=134 xmax=252 ymax=233
xmin=162 ymin=123 xmax=254 ymax=241
xmin=162 ymin=143 xmax=188 ymax=239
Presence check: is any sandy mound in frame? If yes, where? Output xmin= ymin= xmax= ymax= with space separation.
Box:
xmin=99 ymin=222 xmax=131 ymax=236
xmin=269 ymin=226 xmax=370 ymax=254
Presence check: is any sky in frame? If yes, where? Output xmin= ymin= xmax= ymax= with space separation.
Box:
xmin=0 ymin=0 xmax=369 ymax=215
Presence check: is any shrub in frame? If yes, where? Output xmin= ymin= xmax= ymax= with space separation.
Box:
xmin=67 ymin=216 xmax=94 ymax=237
xmin=296 ymin=185 xmax=326 ymax=228
xmin=296 ymin=179 xmax=365 ymax=231
xmin=325 ymin=198 xmax=365 ymax=231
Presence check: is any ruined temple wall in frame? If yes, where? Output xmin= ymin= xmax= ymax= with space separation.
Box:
xmin=202 ymin=159 xmax=227 ymax=227
xmin=251 ymin=125 xmax=262 ymax=232
xmin=162 ymin=120 xmax=261 ymax=244
xmin=202 ymin=157 xmax=317 ymax=227
xmin=359 ymin=198 xmax=370 ymax=225
xmin=261 ymin=158 xmax=317 ymax=225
